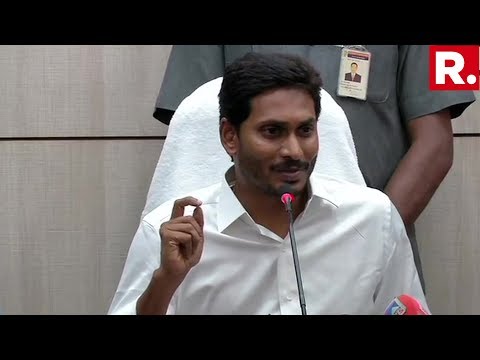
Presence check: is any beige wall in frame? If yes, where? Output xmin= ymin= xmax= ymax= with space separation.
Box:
xmin=0 ymin=46 xmax=171 ymax=314
xmin=416 ymin=97 xmax=480 ymax=314
xmin=0 ymin=45 xmax=478 ymax=314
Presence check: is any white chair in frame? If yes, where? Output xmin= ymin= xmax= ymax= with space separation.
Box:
xmin=142 ymin=77 xmax=366 ymax=216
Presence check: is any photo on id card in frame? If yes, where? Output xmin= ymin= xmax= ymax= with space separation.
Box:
xmin=337 ymin=47 xmax=371 ymax=100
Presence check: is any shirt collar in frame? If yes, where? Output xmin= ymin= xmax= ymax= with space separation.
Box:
xmin=217 ymin=166 xmax=246 ymax=233
xmin=308 ymin=174 xmax=340 ymax=209
xmin=217 ymin=166 xmax=339 ymax=233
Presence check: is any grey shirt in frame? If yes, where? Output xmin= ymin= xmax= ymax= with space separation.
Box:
xmin=155 ymin=45 xmax=476 ymax=191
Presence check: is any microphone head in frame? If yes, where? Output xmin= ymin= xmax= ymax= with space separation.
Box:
xmin=281 ymin=193 xmax=295 ymax=205
xmin=279 ymin=184 xmax=295 ymax=205
xmin=384 ymin=294 xmax=429 ymax=315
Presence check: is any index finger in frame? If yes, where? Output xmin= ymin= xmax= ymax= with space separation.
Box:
xmin=171 ymin=196 xmax=202 ymax=219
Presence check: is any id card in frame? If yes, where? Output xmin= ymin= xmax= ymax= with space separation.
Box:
xmin=337 ymin=47 xmax=371 ymax=100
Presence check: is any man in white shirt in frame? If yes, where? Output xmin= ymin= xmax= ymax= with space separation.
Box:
xmin=108 ymin=52 xmax=428 ymax=315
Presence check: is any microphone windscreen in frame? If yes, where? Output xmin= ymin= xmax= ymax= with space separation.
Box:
xmin=279 ymin=184 xmax=295 ymax=204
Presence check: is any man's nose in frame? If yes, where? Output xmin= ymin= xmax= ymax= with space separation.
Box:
xmin=279 ymin=134 xmax=302 ymax=160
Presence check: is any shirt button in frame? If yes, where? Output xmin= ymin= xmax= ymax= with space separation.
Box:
xmin=286 ymin=296 xmax=293 ymax=301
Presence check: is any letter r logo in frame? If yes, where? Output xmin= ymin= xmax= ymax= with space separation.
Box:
xmin=429 ymin=45 xmax=479 ymax=90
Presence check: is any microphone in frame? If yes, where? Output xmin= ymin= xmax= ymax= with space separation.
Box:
xmin=384 ymin=294 xmax=430 ymax=315
xmin=280 ymin=185 xmax=307 ymax=315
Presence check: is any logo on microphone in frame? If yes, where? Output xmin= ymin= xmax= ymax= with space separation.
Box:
xmin=384 ymin=297 xmax=407 ymax=315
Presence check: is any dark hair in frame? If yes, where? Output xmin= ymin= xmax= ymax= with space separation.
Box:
xmin=218 ymin=52 xmax=323 ymax=129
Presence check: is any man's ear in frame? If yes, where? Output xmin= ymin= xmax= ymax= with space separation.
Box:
xmin=219 ymin=118 xmax=238 ymax=160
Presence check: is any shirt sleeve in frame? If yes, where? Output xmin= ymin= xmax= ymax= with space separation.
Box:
xmin=373 ymin=201 xmax=431 ymax=315
xmin=155 ymin=45 xmax=226 ymax=112
xmin=107 ymin=218 xmax=175 ymax=315
xmin=397 ymin=45 xmax=476 ymax=123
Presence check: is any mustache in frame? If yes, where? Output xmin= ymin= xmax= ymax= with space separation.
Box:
xmin=272 ymin=160 xmax=310 ymax=172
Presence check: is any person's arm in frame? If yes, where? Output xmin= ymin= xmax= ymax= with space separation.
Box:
xmin=384 ymin=109 xmax=453 ymax=226
xmin=154 ymin=45 xmax=225 ymax=125
xmin=136 ymin=197 xmax=204 ymax=315
xmin=384 ymin=45 xmax=476 ymax=226
xmin=107 ymin=219 xmax=164 ymax=315
xmin=373 ymin=201 xmax=430 ymax=314
xmin=108 ymin=197 xmax=204 ymax=315
xmin=136 ymin=269 xmax=184 ymax=315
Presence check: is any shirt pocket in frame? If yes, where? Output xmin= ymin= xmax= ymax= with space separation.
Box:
xmin=361 ymin=45 xmax=397 ymax=103
xmin=227 ymin=45 xmax=398 ymax=104
xmin=320 ymin=45 xmax=397 ymax=104
xmin=305 ymin=45 xmax=398 ymax=104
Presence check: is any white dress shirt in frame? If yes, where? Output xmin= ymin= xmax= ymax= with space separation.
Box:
xmin=108 ymin=169 xmax=429 ymax=315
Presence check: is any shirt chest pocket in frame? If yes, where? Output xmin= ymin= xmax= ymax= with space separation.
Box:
xmin=223 ymin=45 xmax=398 ymax=104
xmin=358 ymin=45 xmax=398 ymax=103
xmin=317 ymin=45 xmax=398 ymax=104
xmin=281 ymin=45 xmax=398 ymax=104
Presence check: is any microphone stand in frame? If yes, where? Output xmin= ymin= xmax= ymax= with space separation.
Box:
xmin=282 ymin=194 xmax=307 ymax=315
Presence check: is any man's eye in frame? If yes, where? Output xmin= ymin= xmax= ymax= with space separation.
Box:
xmin=300 ymin=125 xmax=314 ymax=136
xmin=262 ymin=127 xmax=281 ymax=136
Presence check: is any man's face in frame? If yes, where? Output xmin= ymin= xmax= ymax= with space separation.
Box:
xmin=231 ymin=87 xmax=318 ymax=197
xmin=351 ymin=63 xmax=358 ymax=73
